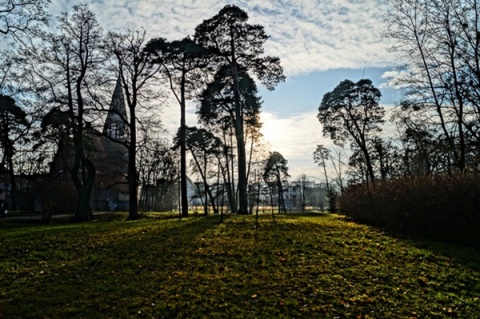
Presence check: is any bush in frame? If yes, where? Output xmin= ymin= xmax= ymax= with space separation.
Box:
xmin=340 ymin=173 xmax=480 ymax=244
xmin=326 ymin=187 xmax=338 ymax=214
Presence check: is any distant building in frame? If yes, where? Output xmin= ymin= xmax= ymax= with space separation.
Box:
xmin=284 ymin=181 xmax=326 ymax=210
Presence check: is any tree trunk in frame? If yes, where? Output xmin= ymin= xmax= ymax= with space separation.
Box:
xmin=71 ymin=154 xmax=95 ymax=222
xmin=1 ymin=121 xmax=17 ymax=210
xmin=276 ymin=166 xmax=287 ymax=214
xmin=222 ymin=131 xmax=236 ymax=213
xmin=180 ymin=74 xmax=189 ymax=217
xmin=127 ymin=104 xmax=140 ymax=220
xmin=269 ymin=185 xmax=275 ymax=221
xmin=6 ymin=148 xmax=17 ymax=211
xmin=231 ymin=63 xmax=248 ymax=214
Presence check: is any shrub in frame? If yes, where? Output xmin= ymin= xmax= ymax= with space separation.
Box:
xmin=340 ymin=172 xmax=480 ymax=244
xmin=326 ymin=187 xmax=338 ymax=214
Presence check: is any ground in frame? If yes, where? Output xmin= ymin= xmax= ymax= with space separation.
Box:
xmin=1 ymin=212 xmax=479 ymax=318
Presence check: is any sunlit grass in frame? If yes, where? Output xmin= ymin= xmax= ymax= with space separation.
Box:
xmin=1 ymin=213 xmax=479 ymax=318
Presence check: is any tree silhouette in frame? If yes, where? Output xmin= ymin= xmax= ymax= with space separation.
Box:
xmin=175 ymin=126 xmax=223 ymax=215
xmin=195 ymin=4 xmax=285 ymax=214
xmin=263 ymin=151 xmax=289 ymax=214
xmin=106 ymin=30 xmax=163 ymax=220
xmin=197 ymin=64 xmax=263 ymax=213
xmin=0 ymin=94 xmax=28 ymax=209
xmin=32 ymin=5 xmax=105 ymax=221
xmin=318 ymin=79 xmax=384 ymax=185
xmin=146 ymin=37 xmax=210 ymax=218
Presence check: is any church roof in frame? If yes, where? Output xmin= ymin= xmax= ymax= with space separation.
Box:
xmin=103 ymin=75 xmax=128 ymax=136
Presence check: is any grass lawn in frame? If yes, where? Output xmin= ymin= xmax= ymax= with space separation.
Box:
xmin=1 ymin=212 xmax=479 ymax=318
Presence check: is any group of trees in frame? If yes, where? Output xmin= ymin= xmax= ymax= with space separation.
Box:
xmin=387 ymin=0 xmax=480 ymax=175
xmin=0 ymin=1 xmax=290 ymax=220
xmin=0 ymin=0 xmax=51 ymax=211
xmin=144 ymin=5 xmax=286 ymax=217
xmin=314 ymin=0 xmax=480 ymax=216
xmin=7 ymin=0 xmax=473 ymax=220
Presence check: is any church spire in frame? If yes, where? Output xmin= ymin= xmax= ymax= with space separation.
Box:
xmin=103 ymin=75 xmax=128 ymax=140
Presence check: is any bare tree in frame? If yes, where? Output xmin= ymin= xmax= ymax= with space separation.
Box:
xmin=137 ymin=128 xmax=177 ymax=212
xmin=386 ymin=0 xmax=480 ymax=172
xmin=296 ymin=174 xmax=310 ymax=213
xmin=31 ymin=5 xmax=106 ymax=221
xmin=0 ymin=0 xmax=50 ymax=44
xmin=313 ymin=144 xmax=338 ymax=213
xmin=0 ymin=94 xmax=28 ymax=209
xmin=105 ymin=29 xmax=163 ymax=220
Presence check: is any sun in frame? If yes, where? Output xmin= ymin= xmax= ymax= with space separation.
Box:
xmin=260 ymin=116 xmax=283 ymax=145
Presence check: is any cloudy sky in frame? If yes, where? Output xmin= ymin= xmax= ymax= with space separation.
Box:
xmin=48 ymin=0 xmax=404 ymax=180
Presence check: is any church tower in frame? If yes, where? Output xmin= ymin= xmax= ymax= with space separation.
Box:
xmin=103 ymin=76 xmax=128 ymax=141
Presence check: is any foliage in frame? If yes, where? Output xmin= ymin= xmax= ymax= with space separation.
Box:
xmin=198 ymin=65 xmax=262 ymax=131
xmin=1 ymin=214 xmax=480 ymax=318
xmin=326 ymin=187 xmax=338 ymax=214
xmin=194 ymin=5 xmax=285 ymax=91
xmin=340 ymin=172 xmax=480 ymax=244
xmin=195 ymin=4 xmax=285 ymax=214
xmin=263 ymin=151 xmax=289 ymax=214
xmin=318 ymin=79 xmax=384 ymax=184
xmin=146 ymin=36 xmax=211 ymax=218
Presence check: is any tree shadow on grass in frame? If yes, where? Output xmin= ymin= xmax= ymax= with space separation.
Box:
xmin=408 ymin=238 xmax=480 ymax=272
xmin=286 ymin=211 xmax=331 ymax=218
xmin=339 ymin=215 xmax=480 ymax=273
xmin=0 ymin=215 xmax=223 ymax=318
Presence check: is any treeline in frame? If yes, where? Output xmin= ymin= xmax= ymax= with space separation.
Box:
xmin=0 ymin=2 xmax=290 ymax=221
xmin=315 ymin=0 xmax=480 ymax=243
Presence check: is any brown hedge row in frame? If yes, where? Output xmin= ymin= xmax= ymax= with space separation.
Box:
xmin=339 ymin=173 xmax=480 ymax=244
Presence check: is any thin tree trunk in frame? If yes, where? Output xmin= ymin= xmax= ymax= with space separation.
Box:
xmin=5 ymin=147 xmax=17 ymax=211
xmin=180 ymin=73 xmax=189 ymax=217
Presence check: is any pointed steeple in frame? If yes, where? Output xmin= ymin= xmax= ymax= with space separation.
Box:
xmin=103 ymin=75 xmax=128 ymax=140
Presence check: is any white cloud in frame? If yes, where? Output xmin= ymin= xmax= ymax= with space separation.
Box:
xmin=30 ymin=0 xmax=405 ymax=180
xmin=47 ymin=0 xmax=400 ymax=76
xmin=380 ymin=69 xmax=412 ymax=89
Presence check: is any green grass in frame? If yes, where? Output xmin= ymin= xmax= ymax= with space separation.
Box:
xmin=1 ymin=213 xmax=479 ymax=318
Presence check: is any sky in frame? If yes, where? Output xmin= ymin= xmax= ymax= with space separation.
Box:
xmin=46 ymin=0 xmax=404 ymax=180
